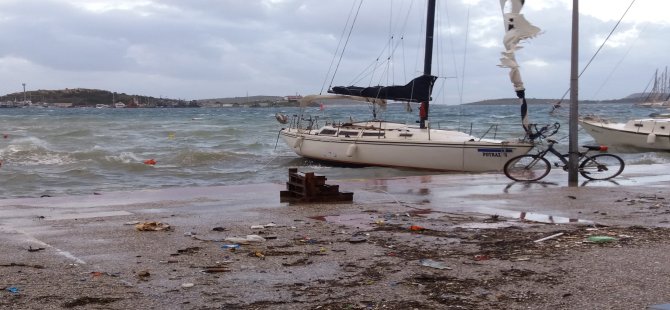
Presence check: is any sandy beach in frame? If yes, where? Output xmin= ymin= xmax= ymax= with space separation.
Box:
xmin=2 ymin=164 xmax=670 ymax=309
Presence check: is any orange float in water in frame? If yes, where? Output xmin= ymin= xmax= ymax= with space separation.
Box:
xmin=143 ymin=159 xmax=156 ymax=165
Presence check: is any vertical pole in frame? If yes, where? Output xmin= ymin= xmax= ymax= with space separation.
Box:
xmin=420 ymin=0 xmax=436 ymax=129
xmin=22 ymin=83 xmax=26 ymax=102
xmin=568 ymin=0 xmax=579 ymax=186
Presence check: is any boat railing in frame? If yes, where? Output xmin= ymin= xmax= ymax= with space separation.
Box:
xmin=432 ymin=121 xmax=526 ymax=140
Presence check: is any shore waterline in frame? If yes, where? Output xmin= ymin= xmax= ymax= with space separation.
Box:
xmin=1 ymin=103 xmax=668 ymax=199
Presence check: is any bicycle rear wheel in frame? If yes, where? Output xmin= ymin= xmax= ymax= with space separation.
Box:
xmin=579 ymin=154 xmax=625 ymax=180
xmin=504 ymin=155 xmax=551 ymax=182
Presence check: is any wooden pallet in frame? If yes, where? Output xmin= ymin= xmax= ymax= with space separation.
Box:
xmin=280 ymin=168 xmax=353 ymax=203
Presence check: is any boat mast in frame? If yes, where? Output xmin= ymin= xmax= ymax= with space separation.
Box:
xmin=420 ymin=0 xmax=436 ymax=129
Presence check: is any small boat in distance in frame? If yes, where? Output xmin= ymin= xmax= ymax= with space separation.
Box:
xmin=580 ymin=116 xmax=670 ymax=151
xmin=96 ymin=104 xmax=110 ymax=108
xmin=277 ymin=0 xmax=538 ymax=172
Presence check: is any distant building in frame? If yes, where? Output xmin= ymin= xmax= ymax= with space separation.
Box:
xmin=285 ymin=95 xmax=303 ymax=103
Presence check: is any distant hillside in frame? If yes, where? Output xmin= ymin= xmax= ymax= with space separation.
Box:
xmin=196 ymin=95 xmax=287 ymax=107
xmin=466 ymin=96 xmax=642 ymax=105
xmin=1 ymin=88 xmax=197 ymax=108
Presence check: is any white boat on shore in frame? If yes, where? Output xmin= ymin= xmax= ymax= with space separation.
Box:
xmin=278 ymin=0 xmax=539 ymax=172
xmin=280 ymin=118 xmax=534 ymax=172
xmin=580 ymin=116 xmax=670 ymax=151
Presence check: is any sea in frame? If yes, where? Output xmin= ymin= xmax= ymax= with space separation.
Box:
xmin=1 ymin=103 xmax=668 ymax=199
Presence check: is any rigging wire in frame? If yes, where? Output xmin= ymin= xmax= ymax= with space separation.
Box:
xmin=326 ymin=0 xmax=364 ymax=93
xmin=590 ymin=23 xmax=647 ymax=100
xmin=550 ymin=0 xmax=636 ymax=113
xmin=320 ymin=0 xmax=360 ymax=95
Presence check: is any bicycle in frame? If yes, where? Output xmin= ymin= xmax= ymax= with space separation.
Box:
xmin=503 ymin=123 xmax=625 ymax=182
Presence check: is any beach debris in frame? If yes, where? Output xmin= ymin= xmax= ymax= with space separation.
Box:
xmin=224 ymin=235 xmax=265 ymax=244
xmin=176 ymin=247 xmax=201 ymax=255
xmin=474 ymin=254 xmax=490 ymax=261
xmin=143 ymin=159 xmax=157 ymax=165
xmin=181 ymin=283 xmax=195 ymax=288
xmin=137 ymin=270 xmax=151 ymax=280
xmin=250 ymin=225 xmax=265 ymax=229
xmin=5 ymin=287 xmax=19 ymax=294
xmin=27 ymin=246 xmax=45 ymax=252
xmin=348 ymin=236 xmax=367 ymax=243
xmin=282 ymin=257 xmax=311 ymax=267
xmin=135 ymin=221 xmax=171 ymax=231
xmin=183 ymin=231 xmax=196 ymax=237
xmin=0 ymin=263 xmax=45 ymax=269
xmin=250 ymin=251 xmax=266 ymax=259
xmin=221 ymin=244 xmax=240 ymax=250
xmin=280 ymin=168 xmax=353 ymax=203
xmin=419 ymin=259 xmax=452 ymax=270
xmin=586 ymin=235 xmax=617 ymax=243
xmin=409 ymin=225 xmax=425 ymax=231
xmin=212 ymin=226 xmax=227 ymax=232
xmin=533 ymin=232 xmax=565 ymax=243
xmin=201 ymin=266 xmax=230 ymax=273
xmin=124 ymin=221 xmax=140 ymax=225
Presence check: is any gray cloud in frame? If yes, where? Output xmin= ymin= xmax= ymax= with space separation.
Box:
xmin=0 ymin=0 xmax=667 ymax=102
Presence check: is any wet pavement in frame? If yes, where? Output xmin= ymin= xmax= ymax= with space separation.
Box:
xmin=2 ymin=163 xmax=670 ymax=309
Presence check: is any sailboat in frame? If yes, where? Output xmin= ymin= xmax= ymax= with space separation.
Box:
xmin=634 ymin=68 xmax=670 ymax=107
xmin=277 ymin=0 xmax=540 ymax=172
xmin=580 ymin=116 xmax=670 ymax=151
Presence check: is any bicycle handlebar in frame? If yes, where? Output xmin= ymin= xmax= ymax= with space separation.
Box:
xmin=528 ymin=122 xmax=560 ymax=141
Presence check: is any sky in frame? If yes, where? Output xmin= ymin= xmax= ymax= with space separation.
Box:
xmin=0 ymin=0 xmax=668 ymax=104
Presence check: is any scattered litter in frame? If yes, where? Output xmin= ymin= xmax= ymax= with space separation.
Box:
xmin=474 ymin=254 xmax=490 ymax=261
xmin=176 ymin=247 xmax=201 ymax=254
xmin=221 ymin=244 xmax=240 ymax=250
xmin=224 ymin=235 xmax=265 ymax=244
xmin=201 ymin=267 xmax=230 ymax=273
xmin=409 ymin=225 xmax=425 ymax=231
xmin=124 ymin=221 xmax=140 ymax=225
xmin=6 ymin=287 xmax=19 ymax=294
xmin=534 ymin=232 xmax=565 ymax=243
xmin=264 ymin=223 xmax=277 ymax=227
xmin=251 ymin=251 xmax=265 ymax=259
xmin=135 ymin=221 xmax=171 ymax=231
xmin=27 ymin=246 xmax=45 ymax=252
xmin=420 ymin=259 xmax=452 ymax=270
xmin=212 ymin=226 xmax=226 ymax=232
xmin=348 ymin=236 xmax=367 ymax=243
xmin=181 ymin=283 xmax=194 ymax=288
xmin=137 ymin=270 xmax=150 ymax=279
xmin=143 ymin=159 xmax=157 ymax=165
xmin=250 ymin=225 xmax=265 ymax=229
xmin=183 ymin=231 xmax=196 ymax=237
xmin=587 ymin=236 xmax=617 ymax=243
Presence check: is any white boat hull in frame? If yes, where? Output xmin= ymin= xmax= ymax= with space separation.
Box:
xmin=580 ymin=118 xmax=670 ymax=151
xmin=279 ymin=123 xmax=533 ymax=172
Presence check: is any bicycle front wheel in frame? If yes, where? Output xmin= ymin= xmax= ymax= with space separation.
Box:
xmin=504 ymin=155 xmax=551 ymax=182
xmin=579 ymin=154 xmax=625 ymax=180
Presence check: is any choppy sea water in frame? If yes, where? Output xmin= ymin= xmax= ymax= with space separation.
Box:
xmin=1 ymin=103 xmax=668 ymax=199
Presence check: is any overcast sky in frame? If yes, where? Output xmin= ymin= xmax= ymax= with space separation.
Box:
xmin=0 ymin=0 xmax=667 ymax=104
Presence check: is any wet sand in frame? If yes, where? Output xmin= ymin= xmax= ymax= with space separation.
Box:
xmin=2 ymin=164 xmax=670 ymax=309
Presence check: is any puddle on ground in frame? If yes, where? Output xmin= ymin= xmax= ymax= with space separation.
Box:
xmin=309 ymin=206 xmax=593 ymax=229
xmin=467 ymin=206 xmax=594 ymax=225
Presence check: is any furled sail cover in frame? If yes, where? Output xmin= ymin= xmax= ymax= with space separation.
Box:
xmin=499 ymin=0 xmax=541 ymax=136
xmin=329 ymin=75 xmax=438 ymax=103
